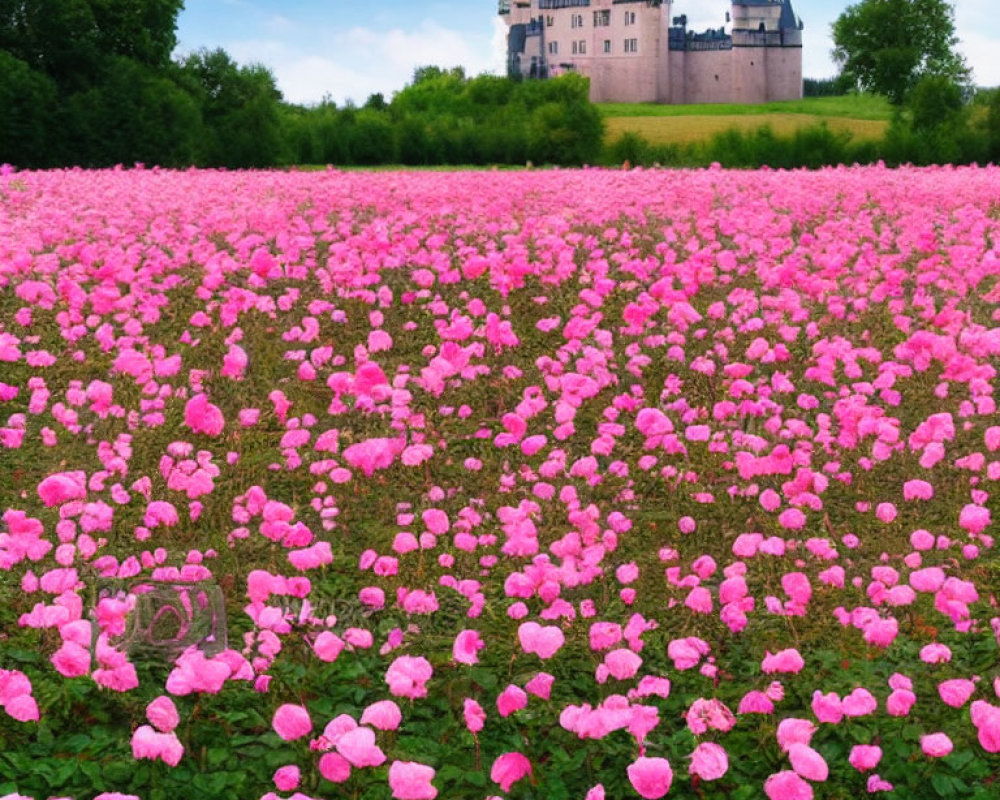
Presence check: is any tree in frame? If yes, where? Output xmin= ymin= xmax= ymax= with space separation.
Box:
xmin=907 ymin=74 xmax=963 ymax=131
xmin=179 ymin=49 xmax=286 ymax=167
xmin=0 ymin=49 xmax=58 ymax=166
xmin=0 ymin=0 xmax=183 ymax=90
xmin=65 ymin=57 xmax=203 ymax=167
xmin=832 ymin=0 xmax=969 ymax=104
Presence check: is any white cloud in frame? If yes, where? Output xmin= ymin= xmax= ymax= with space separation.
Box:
xmin=220 ymin=18 xmax=505 ymax=106
xmin=955 ymin=0 xmax=1000 ymax=86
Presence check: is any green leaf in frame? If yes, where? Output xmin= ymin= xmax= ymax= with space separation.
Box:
xmin=931 ymin=773 xmax=953 ymax=797
xmin=103 ymin=761 xmax=134 ymax=784
xmin=465 ymin=771 xmax=486 ymax=787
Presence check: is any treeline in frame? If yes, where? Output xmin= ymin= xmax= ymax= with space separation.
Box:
xmin=607 ymin=79 xmax=1000 ymax=169
xmin=0 ymin=1 xmax=289 ymax=168
xmin=0 ymin=0 xmax=602 ymax=170
xmin=281 ymin=68 xmax=604 ymax=167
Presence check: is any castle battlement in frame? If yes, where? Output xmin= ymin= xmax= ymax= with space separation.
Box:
xmin=501 ymin=0 xmax=803 ymax=104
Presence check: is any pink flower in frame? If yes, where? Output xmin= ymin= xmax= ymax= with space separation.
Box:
xmin=866 ymin=774 xmax=894 ymax=792
xmin=144 ymin=500 xmax=179 ymax=529
xmin=497 ymin=685 xmax=528 ymax=717
xmin=463 ymin=698 xmax=486 ymax=733
xmin=602 ymin=649 xmax=642 ymax=682
xmin=273 ymin=765 xmax=300 ymax=791
xmin=849 ymin=745 xmax=882 ymax=772
xmin=811 ymin=691 xmax=843 ymax=724
xmin=336 ymin=726 xmax=386 ymax=767
xmin=938 ymin=678 xmax=976 ymax=707
xmin=764 ymin=771 xmax=813 ymax=800
xmin=491 ymin=752 xmax=531 ymax=793
xmin=272 ymin=704 xmax=312 ymax=741
xmin=971 ymin=701 xmax=1000 ymax=752
xmin=903 ymin=480 xmax=933 ymax=501
xmin=886 ymin=689 xmax=916 ymax=717
xmin=184 ymin=393 xmax=225 ymax=436
xmin=360 ymin=700 xmax=402 ymax=731
xmin=146 ymin=696 xmax=180 ymax=733
xmin=920 ymin=733 xmax=953 ymax=757
xmin=778 ymin=508 xmax=806 ymax=530
xmin=738 ymin=691 xmax=775 ymax=715
xmin=875 ymin=503 xmax=897 ymax=523
xmin=385 ymin=655 xmax=433 ymax=699
xmin=689 ymin=742 xmax=728 ymax=781
xmin=318 ymin=752 xmax=351 ymax=783
xmin=389 ymin=761 xmax=438 ymax=800
xmin=919 ymin=642 xmax=951 ymax=663
xmin=788 ymin=743 xmax=828 ymax=781
xmin=130 ymin=725 xmax=184 ymax=766
xmin=782 ymin=573 xmax=812 ymax=604
xmin=959 ymin=504 xmax=991 ymax=535
xmin=667 ymin=637 xmax=709 ymax=670
xmin=37 ymin=471 xmax=87 ymax=506
xmin=525 ymin=672 xmax=554 ymax=699
xmin=686 ymin=698 xmax=736 ymax=734
xmin=518 ymin=621 xmax=565 ymax=659
xmin=313 ymin=631 xmax=345 ymax=662
xmin=453 ymin=630 xmax=485 ymax=665
xmin=776 ymin=718 xmax=816 ymax=751
xmin=627 ymin=756 xmax=673 ymax=799
xmin=863 ymin=617 xmax=898 ymax=648
xmin=841 ymin=688 xmax=877 ymax=717
xmin=762 ymin=649 xmax=805 ymax=675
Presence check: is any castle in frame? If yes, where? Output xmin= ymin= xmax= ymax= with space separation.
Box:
xmin=501 ymin=0 xmax=804 ymax=104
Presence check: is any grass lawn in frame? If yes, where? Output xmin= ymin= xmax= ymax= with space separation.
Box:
xmin=597 ymin=94 xmax=893 ymax=120
xmin=603 ymin=113 xmax=889 ymax=146
xmin=600 ymin=94 xmax=893 ymax=146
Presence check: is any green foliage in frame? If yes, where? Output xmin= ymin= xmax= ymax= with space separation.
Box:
xmin=64 ymin=56 xmax=203 ymax=167
xmin=984 ymin=88 xmax=1000 ymax=161
xmin=803 ymin=76 xmax=855 ymax=97
xmin=178 ymin=49 xmax=287 ymax=168
xmin=0 ymin=0 xmax=202 ymax=167
xmin=282 ymin=69 xmax=604 ymax=167
xmin=908 ymin=74 xmax=965 ymax=132
xmin=832 ymin=0 xmax=970 ymax=104
xmin=0 ymin=50 xmax=57 ymax=168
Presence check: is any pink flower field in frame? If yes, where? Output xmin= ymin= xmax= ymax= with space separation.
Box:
xmin=1 ymin=164 xmax=999 ymax=800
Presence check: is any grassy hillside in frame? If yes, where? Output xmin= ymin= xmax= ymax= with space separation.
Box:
xmin=600 ymin=94 xmax=893 ymax=147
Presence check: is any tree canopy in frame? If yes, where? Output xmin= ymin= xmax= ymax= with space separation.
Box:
xmin=832 ymin=0 xmax=969 ymax=104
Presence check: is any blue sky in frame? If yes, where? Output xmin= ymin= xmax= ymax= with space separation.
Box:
xmin=175 ymin=1 xmax=1000 ymax=105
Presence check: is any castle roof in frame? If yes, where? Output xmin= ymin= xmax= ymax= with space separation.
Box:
xmin=779 ymin=0 xmax=802 ymax=30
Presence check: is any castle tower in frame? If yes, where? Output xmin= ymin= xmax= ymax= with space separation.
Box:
xmin=731 ymin=0 xmax=803 ymax=102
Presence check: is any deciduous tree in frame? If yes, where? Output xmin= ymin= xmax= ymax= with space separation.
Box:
xmin=832 ymin=0 xmax=969 ymax=104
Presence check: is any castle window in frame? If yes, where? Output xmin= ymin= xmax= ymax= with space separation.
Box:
xmin=579 ymin=39 xmax=586 ymax=54
xmin=545 ymin=15 xmax=554 ymax=27
xmin=572 ymin=40 xmax=577 ymax=54
xmin=548 ymin=41 xmax=558 ymax=55
xmin=571 ymin=13 xmax=584 ymax=29
xmin=603 ymin=39 xmax=611 ymax=54
xmin=624 ymin=11 xmax=636 ymax=26
xmin=594 ymin=10 xmax=610 ymax=27
xmin=624 ymin=38 xmax=638 ymax=53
